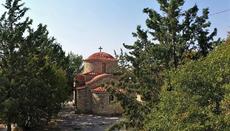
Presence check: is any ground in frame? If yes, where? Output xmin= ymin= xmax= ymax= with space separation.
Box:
xmin=51 ymin=104 xmax=121 ymax=131
xmin=0 ymin=103 xmax=121 ymax=131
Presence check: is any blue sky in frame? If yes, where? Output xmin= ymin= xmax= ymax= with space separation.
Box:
xmin=0 ymin=0 xmax=230 ymax=57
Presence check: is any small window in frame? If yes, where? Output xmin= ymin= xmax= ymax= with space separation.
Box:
xmin=109 ymin=95 xmax=115 ymax=103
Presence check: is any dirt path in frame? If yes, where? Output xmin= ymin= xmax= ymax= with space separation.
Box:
xmin=0 ymin=104 xmax=121 ymax=131
xmin=49 ymin=104 xmax=121 ymax=131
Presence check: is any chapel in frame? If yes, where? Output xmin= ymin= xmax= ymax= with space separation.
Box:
xmin=74 ymin=49 xmax=123 ymax=115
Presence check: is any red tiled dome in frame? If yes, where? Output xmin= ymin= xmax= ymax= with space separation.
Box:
xmin=84 ymin=52 xmax=116 ymax=62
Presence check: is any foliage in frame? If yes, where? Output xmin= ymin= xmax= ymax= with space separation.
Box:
xmin=110 ymin=0 xmax=220 ymax=130
xmin=66 ymin=52 xmax=83 ymax=91
xmin=143 ymin=0 xmax=220 ymax=67
xmin=110 ymin=26 xmax=163 ymax=129
xmin=144 ymin=40 xmax=230 ymax=130
xmin=0 ymin=0 xmax=69 ymax=129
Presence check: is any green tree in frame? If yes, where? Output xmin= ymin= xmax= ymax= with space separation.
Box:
xmin=66 ymin=52 xmax=83 ymax=89
xmin=145 ymin=39 xmax=230 ymax=130
xmin=0 ymin=0 xmax=69 ymax=130
xmin=143 ymin=0 xmax=219 ymax=67
xmin=110 ymin=0 xmax=220 ymax=130
xmin=110 ymin=26 xmax=163 ymax=129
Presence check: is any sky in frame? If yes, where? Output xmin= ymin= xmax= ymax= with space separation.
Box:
xmin=0 ymin=0 xmax=230 ymax=58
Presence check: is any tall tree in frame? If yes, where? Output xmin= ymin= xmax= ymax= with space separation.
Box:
xmin=110 ymin=0 xmax=220 ymax=130
xmin=0 ymin=0 xmax=31 ymax=130
xmin=143 ymin=0 xmax=219 ymax=67
xmin=0 ymin=0 xmax=69 ymax=130
xmin=115 ymin=26 xmax=161 ymax=128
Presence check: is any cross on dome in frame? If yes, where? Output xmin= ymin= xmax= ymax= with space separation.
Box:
xmin=99 ymin=46 xmax=103 ymax=52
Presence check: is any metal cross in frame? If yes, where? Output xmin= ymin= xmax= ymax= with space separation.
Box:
xmin=99 ymin=46 xmax=103 ymax=52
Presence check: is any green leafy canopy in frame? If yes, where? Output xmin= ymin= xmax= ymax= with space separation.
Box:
xmin=0 ymin=0 xmax=71 ymax=130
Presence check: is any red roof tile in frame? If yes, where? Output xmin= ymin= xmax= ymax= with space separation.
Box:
xmin=92 ymin=87 xmax=106 ymax=93
xmin=84 ymin=52 xmax=117 ymax=62
xmin=86 ymin=73 xmax=113 ymax=85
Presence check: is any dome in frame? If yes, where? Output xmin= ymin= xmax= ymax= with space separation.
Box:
xmin=84 ymin=52 xmax=117 ymax=62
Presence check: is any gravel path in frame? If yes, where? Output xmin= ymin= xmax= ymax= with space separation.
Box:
xmin=49 ymin=104 xmax=121 ymax=131
xmin=0 ymin=104 xmax=121 ymax=131
xmin=54 ymin=112 xmax=120 ymax=131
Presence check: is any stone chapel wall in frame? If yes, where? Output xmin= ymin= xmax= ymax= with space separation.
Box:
xmin=76 ymin=87 xmax=92 ymax=113
xmin=91 ymin=92 xmax=123 ymax=115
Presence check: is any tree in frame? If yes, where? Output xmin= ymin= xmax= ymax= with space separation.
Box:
xmin=66 ymin=52 xmax=83 ymax=99
xmin=110 ymin=0 xmax=220 ymax=130
xmin=66 ymin=52 xmax=83 ymax=88
xmin=145 ymin=39 xmax=230 ymax=130
xmin=0 ymin=0 xmax=31 ymax=130
xmin=0 ymin=0 xmax=69 ymax=130
xmin=109 ymin=26 xmax=163 ymax=129
xmin=143 ymin=0 xmax=219 ymax=67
